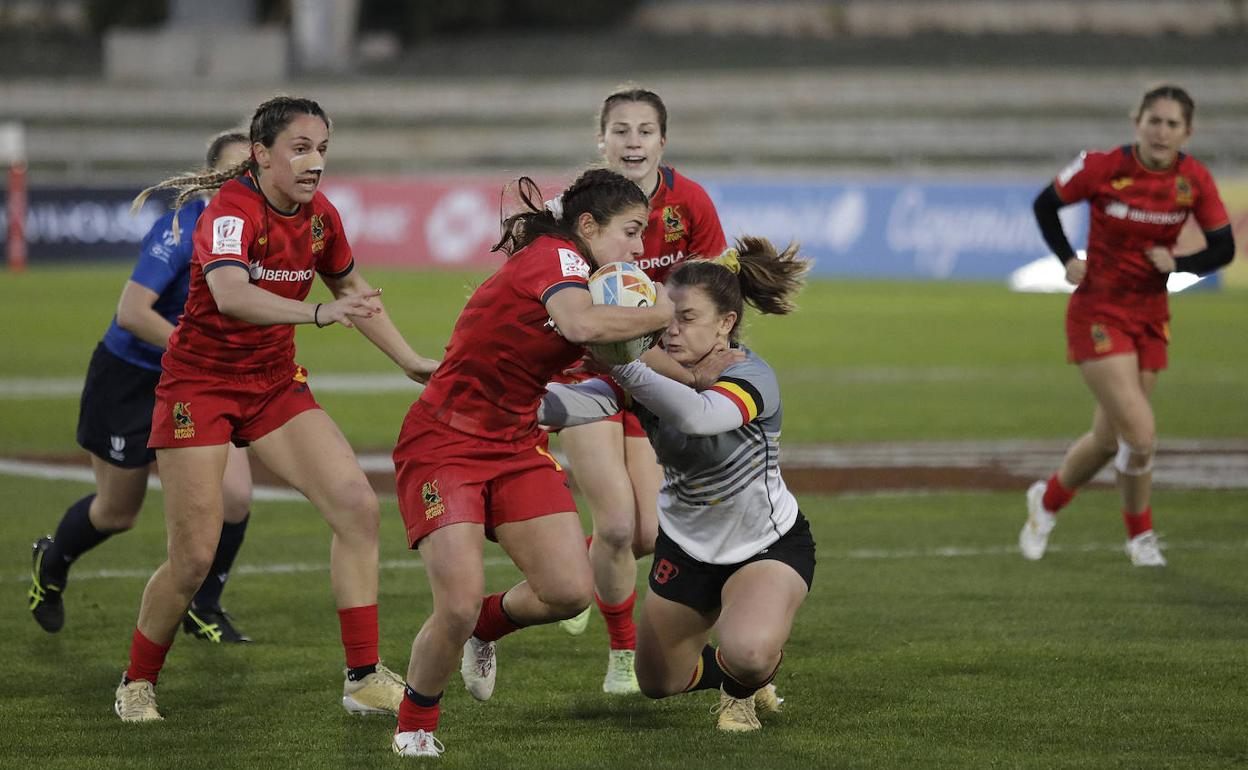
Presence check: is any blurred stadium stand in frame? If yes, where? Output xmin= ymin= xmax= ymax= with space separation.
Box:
xmin=1 ymin=0 xmax=1246 ymax=184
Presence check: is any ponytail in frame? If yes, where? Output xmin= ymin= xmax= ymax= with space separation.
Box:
xmin=493 ymin=167 xmax=648 ymax=266
xmin=671 ymin=236 xmax=810 ymax=342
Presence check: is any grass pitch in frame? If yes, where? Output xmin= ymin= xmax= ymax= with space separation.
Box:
xmin=1 ymin=265 xmax=1246 ymax=767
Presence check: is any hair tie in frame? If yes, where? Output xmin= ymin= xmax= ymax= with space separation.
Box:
xmin=543 ymin=195 xmax=564 ymax=221
xmin=715 ymin=248 xmax=741 ymax=274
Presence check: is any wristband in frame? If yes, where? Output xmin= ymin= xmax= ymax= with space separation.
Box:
xmin=314 ymin=303 xmax=325 ymax=328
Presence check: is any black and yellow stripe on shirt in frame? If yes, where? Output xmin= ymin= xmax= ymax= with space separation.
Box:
xmin=710 ymin=376 xmax=763 ymax=423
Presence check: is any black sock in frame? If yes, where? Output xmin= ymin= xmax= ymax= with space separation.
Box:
xmin=44 ymin=494 xmax=113 ymax=583
xmin=718 ymin=648 xmax=781 ymax=699
xmin=347 ymin=664 xmax=378 ymax=682
xmin=404 ymin=686 xmax=442 ymax=707
xmin=683 ymin=645 xmax=726 ymax=693
xmin=192 ymin=513 xmax=249 ymax=609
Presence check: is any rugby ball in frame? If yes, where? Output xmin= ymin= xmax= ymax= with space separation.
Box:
xmin=586 ymin=262 xmax=657 ymax=365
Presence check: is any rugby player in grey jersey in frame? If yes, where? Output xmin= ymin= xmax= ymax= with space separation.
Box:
xmin=541 ymin=238 xmax=813 ymax=732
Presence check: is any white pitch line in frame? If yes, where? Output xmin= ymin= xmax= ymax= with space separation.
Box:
xmin=5 ymin=540 xmax=1245 ymax=585
xmin=0 ymin=458 xmax=305 ymax=502
xmin=0 ymin=373 xmax=421 ymax=400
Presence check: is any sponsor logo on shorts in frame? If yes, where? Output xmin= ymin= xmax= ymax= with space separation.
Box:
xmin=422 ymin=480 xmax=445 ymax=520
xmin=310 ymin=214 xmax=326 ymax=254
xmin=109 ymin=435 xmax=126 ymax=462
xmin=652 ymin=558 xmax=680 ymax=585
xmin=1175 ymin=176 xmax=1193 ymax=207
xmin=1091 ymin=323 xmax=1113 ymax=354
xmin=173 ymin=402 xmax=196 ymax=440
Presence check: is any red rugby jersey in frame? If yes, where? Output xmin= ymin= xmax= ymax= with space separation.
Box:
xmin=1054 ymin=145 xmax=1228 ymax=312
xmin=166 ymin=175 xmax=354 ymax=374
xmin=416 ymin=235 xmax=592 ymax=442
xmin=638 ymin=166 xmax=726 ymax=283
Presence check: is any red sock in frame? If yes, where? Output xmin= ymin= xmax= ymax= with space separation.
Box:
xmin=586 ymin=534 xmax=593 ymax=550
xmin=1042 ymin=473 xmax=1076 ymax=513
xmin=398 ymin=688 xmax=441 ymax=733
xmin=125 ymin=627 xmax=172 ymax=685
xmin=473 ymin=591 xmax=521 ymax=642
xmin=595 ymin=591 xmax=636 ymax=650
xmin=1123 ymin=507 xmax=1153 ymax=538
xmin=337 ymin=604 xmax=379 ymax=669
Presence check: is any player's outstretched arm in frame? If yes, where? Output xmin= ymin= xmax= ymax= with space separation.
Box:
xmin=207 ymin=262 xmax=379 ymax=327
xmin=321 ymin=270 xmax=440 ymax=384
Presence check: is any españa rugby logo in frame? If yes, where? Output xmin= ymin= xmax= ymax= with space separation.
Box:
xmin=422 ymin=480 xmax=445 ymax=520
xmin=310 ymin=214 xmax=326 ymax=254
xmin=173 ymin=402 xmax=195 ymax=440
xmin=662 ymin=205 xmax=686 ymax=243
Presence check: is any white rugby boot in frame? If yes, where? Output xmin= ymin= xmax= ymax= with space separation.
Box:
xmin=1126 ymin=530 xmax=1166 ymax=567
xmin=602 ymin=649 xmax=640 ymax=694
xmin=460 ymin=636 xmax=497 ymax=701
xmin=392 ymin=729 xmax=445 ymax=758
xmin=1019 ymin=480 xmax=1058 ymax=561
xmin=558 ymin=605 xmax=591 ymax=636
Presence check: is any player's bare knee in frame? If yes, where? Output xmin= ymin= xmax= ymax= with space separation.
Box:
xmin=636 ymin=672 xmax=674 ymax=700
xmin=221 ymin=488 xmax=252 ymax=523
xmin=170 ymin=544 xmax=216 ymax=592
xmin=1113 ymin=437 xmax=1155 ymax=476
xmin=631 ymin=524 xmax=657 ymax=559
xmin=328 ymin=481 xmax=380 ymax=537
xmin=593 ymin=518 xmax=634 ymax=553
xmin=536 ymin=580 xmax=592 ymax=620
xmin=718 ymin=638 xmax=779 ymax=684
xmin=433 ymin=597 xmax=481 ymax=640
xmin=90 ymin=496 xmax=142 ymax=532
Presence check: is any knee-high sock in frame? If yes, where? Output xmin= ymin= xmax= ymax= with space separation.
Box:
xmin=192 ymin=513 xmax=249 ymax=609
xmin=45 ymin=494 xmax=114 ymax=582
xmin=596 ymin=591 xmax=636 ymax=650
xmin=472 ymin=591 xmax=522 ymax=642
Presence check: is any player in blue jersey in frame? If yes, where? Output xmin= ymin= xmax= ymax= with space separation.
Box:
xmin=28 ymin=131 xmax=256 ymax=643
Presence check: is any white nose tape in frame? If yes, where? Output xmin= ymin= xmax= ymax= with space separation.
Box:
xmin=290 ymin=152 xmax=325 ymax=175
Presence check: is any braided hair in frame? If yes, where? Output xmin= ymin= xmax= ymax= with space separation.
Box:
xmin=130 ymin=96 xmax=331 ymax=239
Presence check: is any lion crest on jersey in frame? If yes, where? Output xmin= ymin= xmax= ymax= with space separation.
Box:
xmin=1175 ymin=176 xmax=1193 ymax=207
xmin=662 ymin=206 xmax=686 ymax=243
xmin=173 ymin=402 xmax=195 ymax=440
xmin=310 ymin=214 xmax=325 ymax=254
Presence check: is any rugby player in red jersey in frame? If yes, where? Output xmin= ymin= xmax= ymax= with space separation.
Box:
xmin=1020 ymin=84 xmax=1235 ymax=567
xmin=389 ymin=169 xmax=673 ymax=758
xmin=113 ymin=96 xmax=439 ymax=723
xmin=557 ymin=88 xmax=728 ymax=696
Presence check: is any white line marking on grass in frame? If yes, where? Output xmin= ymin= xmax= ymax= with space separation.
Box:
xmin=0 ymin=458 xmax=305 ymax=502
xmin=4 ymin=541 xmax=1244 ymax=585
xmin=846 ymin=540 xmax=1248 ymax=559
xmin=0 ymin=373 xmax=420 ymax=399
